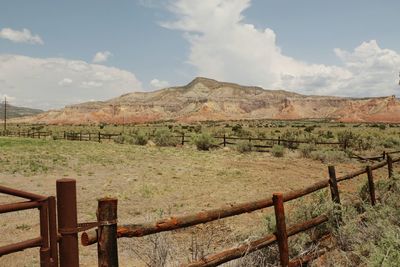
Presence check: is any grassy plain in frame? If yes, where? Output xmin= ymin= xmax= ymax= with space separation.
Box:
xmin=0 ymin=121 xmax=398 ymax=266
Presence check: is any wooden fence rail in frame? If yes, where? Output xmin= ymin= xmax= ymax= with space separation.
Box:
xmin=80 ymin=155 xmax=400 ymax=266
xmin=0 ymin=130 xmax=345 ymax=153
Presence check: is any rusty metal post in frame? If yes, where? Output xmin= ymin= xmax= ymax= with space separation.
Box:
xmin=56 ymin=179 xmax=79 ymax=267
xmin=387 ymin=155 xmax=393 ymax=178
xmin=97 ymin=198 xmax=119 ymax=267
xmin=328 ymin=166 xmax=341 ymax=204
xmin=48 ymin=196 xmax=58 ymax=267
xmin=39 ymin=199 xmax=51 ymax=267
xmin=366 ymin=166 xmax=376 ymax=206
xmin=273 ymin=193 xmax=289 ymax=267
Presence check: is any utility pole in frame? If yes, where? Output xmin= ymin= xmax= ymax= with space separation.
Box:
xmin=3 ymin=96 xmax=6 ymax=133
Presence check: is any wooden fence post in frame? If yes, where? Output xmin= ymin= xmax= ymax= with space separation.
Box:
xmin=328 ymin=166 xmax=342 ymax=225
xmin=181 ymin=133 xmax=185 ymax=146
xmin=98 ymin=132 xmax=101 ymax=143
xmin=273 ymin=193 xmax=289 ymax=267
xmin=328 ymin=166 xmax=341 ymax=205
xmin=278 ymin=136 xmax=281 ymax=145
xmin=56 ymin=179 xmax=79 ymax=267
xmin=223 ymin=134 xmax=226 ymax=147
xmin=97 ymin=198 xmax=119 ymax=267
xmin=387 ymin=155 xmax=393 ymax=178
xmin=366 ymin=166 xmax=376 ymax=206
xmin=39 ymin=199 xmax=50 ymax=267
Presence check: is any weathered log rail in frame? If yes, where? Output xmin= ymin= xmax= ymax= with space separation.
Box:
xmin=80 ymin=155 xmax=400 ymax=266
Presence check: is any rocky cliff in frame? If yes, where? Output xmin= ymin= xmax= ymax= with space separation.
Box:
xmin=16 ymin=77 xmax=400 ymax=124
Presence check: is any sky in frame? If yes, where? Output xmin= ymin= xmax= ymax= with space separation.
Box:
xmin=0 ymin=0 xmax=400 ymax=110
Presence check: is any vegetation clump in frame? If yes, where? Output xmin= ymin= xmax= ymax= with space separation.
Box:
xmin=271 ymin=144 xmax=285 ymax=157
xmin=153 ymin=129 xmax=177 ymax=147
xmin=133 ymin=131 xmax=148 ymax=146
xmin=237 ymin=141 xmax=253 ymax=153
xmin=192 ymin=133 xmax=214 ymax=151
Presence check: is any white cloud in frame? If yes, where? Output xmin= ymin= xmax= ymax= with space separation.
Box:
xmin=0 ymin=28 xmax=44 ymax=45
xmin=58 ymin=78 xmax=73 ymax=86
xmin=164 ymin=0 xmax=400 ymax=97
xmin=81 ymin=81 xmax=103 ymax=88
xmin=150 ymin=78 xmax=170 ymax=89
xmin=0 ymin=94 xmax=16 ymax=102
xmin=0 ymin=54 xmax=143 ymax=109
xmin=93 ymin=51 xmax=112 ymax=63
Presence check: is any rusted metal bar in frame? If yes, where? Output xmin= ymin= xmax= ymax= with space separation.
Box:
xmin=56 ymin=178 xmax=79 ymax=267
xmin=0 ymin=237 xmax=43 ymax=256
xmin=387 ymin=155 xmax=393 ymax=178
xmin=182 ymin=214 xmax=328 ymax=267
xmin=39 ymin=199 xmax=51 ymax=267
xmin=366 ymin=166 xmax=376 ymax=206
xmin=97 ymin=198 xmax=119 ymax=267
xmin=0 ymin=200 xmax=41 ymax=214
xmin=328 ymin=166 xmax=340 ymax=204
xmin=0 ymin=184 xmax=45 ymax=200
xmin=273 ymin=193 xmax=289 ymax=267
xmin=48 ymin=196 xmax=58 ymax=267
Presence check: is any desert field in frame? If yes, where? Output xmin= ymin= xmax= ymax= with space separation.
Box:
xmin=0 ymin=121 xmax=399 ymax=266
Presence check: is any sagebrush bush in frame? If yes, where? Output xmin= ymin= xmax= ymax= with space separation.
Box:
xmin=153 ymin=129 xmax=176 ymax=147
xmin=271 ymin=145 xmax=285 ymax=157
xmin=298 ymin=143 xmax=316 ymax=158
xmin=134 ymin=131 xmax=148 ymax=145
xmin=237 ymin=142 xmax=253 ymax=153
xmin=310 ymin=149 xmax=348 ymax=164
xmin=113 ymin=135 xmax=125 ymax=144
xmin=192 ymin=133 xmax=214 ymax=151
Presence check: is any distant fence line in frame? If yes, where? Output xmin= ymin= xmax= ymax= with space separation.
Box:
xmin=0 ymin=130 xmax=346 ymax=151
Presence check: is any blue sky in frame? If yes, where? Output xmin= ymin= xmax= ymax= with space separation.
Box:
xmin=1 ymin=0 xmax=400 ymax=109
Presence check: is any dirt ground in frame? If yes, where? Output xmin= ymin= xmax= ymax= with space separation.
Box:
xmin=0 ymin=137 xmax=390 ymax=266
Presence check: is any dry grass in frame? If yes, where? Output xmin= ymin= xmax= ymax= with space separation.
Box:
xmin=0 ymin=137 xmax=375 ymax=266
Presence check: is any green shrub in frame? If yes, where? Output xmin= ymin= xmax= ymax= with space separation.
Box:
xmin=134 ymin=131 xmax=148 ymax=146
xmin=113 ymin=135 xmax=125 ymax=144
xmin=192 ymin=133 xmax=214 ymax=151
xmin=237 ymin=142 xmax=253 ymax=153
xmin=298 ymin=143 xmax=316 ymax=158
xmin=271 ymin=145 xmax=285 ymax=157
xmin=153 ymin=129 xmax=176 ymax=146
xmin=381 ymin=137 xmax=400 ymax=148
xmin=310 ymin=149 xmax=348 ymax=163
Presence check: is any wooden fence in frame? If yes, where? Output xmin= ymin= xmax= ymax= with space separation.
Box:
xmin=79 ymin=154 xmax=400 ymax=267
xmin=0 ymin=130 xmax=344 ymax=152
xmin=1 ymin=152 xmax=399 ymax=266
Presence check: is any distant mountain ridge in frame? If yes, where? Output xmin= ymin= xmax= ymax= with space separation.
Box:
xmin=14 ymin=77 xmax=400 ymax=124
xmin=0 ymin=103 xmax=43 ymax=119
